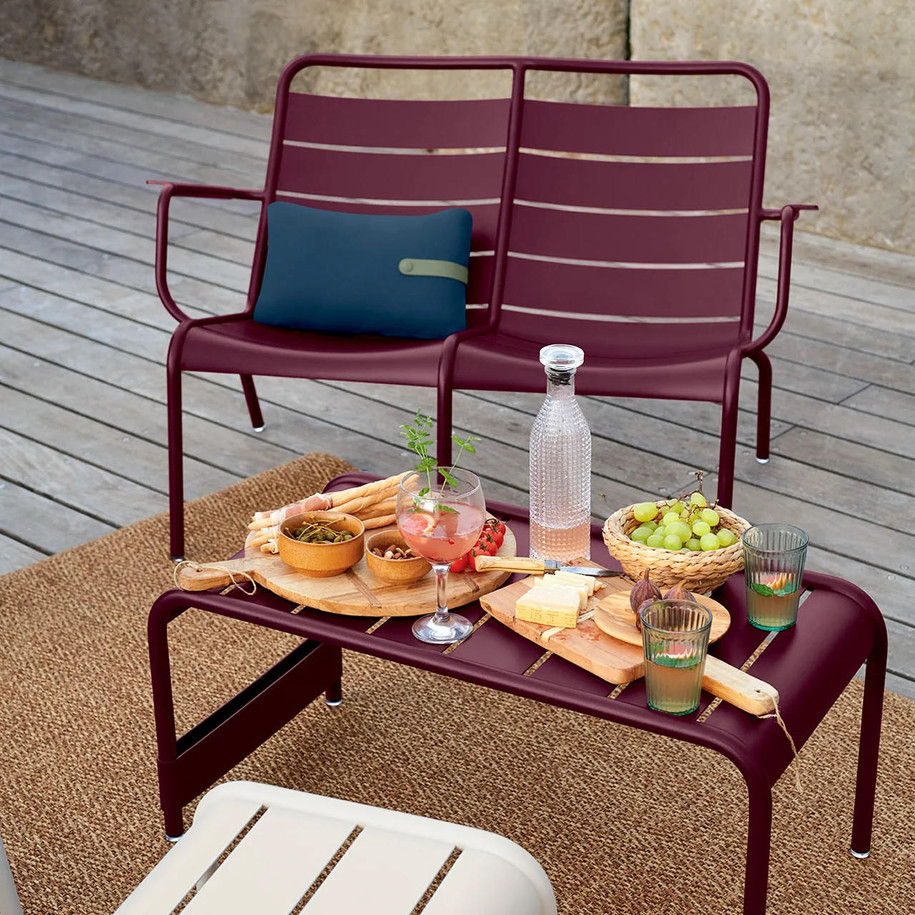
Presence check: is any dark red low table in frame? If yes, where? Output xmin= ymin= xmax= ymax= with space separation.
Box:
xmin=148 ymin=473 xmax=886 ymax=915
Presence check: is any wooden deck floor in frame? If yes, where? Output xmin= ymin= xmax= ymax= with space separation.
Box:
xmin=1 ymin=59 xmax=913 ymax=698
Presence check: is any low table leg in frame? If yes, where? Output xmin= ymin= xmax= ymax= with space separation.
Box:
xmin=325 ymin=679 xmax=343 ymax=707
xmin=850 ymin=646 xmax=886 ymax=857
xmin=743 ymin=774 xmax=773 ymax=915
xmin=148 ymin=591 xmax=343 ymax=838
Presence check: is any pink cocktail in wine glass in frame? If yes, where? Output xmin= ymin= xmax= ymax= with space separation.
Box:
xmin=396 ymin=468 xmax=485 ymax=644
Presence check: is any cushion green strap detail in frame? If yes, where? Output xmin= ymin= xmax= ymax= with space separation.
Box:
xmin=398 ymin=258 xmax=469 ymax=285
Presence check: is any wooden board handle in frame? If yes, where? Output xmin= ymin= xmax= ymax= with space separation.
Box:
xmin=474 ymin=556 xmax=546 ymax=574
xmin=702 ymin=656 xmax=779 ymax=716
xmin=175 ymin=563 xmax=235 ymax=591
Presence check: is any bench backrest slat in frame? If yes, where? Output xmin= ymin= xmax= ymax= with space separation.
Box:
xmin=501 ymin=260 xmax=745 ymax=320
xmin=283 ymin=93 xmax=512 ymax=149
xmin=519 ymin=99 xmax=758 ymax=157
xmin=513 ymin=156 xmax=755 ymax=213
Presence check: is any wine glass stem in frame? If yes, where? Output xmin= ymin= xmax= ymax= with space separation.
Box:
xmin=432 ymin=563 xmax=451 ymax=623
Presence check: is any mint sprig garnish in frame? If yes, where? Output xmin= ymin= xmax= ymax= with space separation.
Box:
xmin=399 ymin=410 xmax=479 ymax=501
xmin=750 ymin=582 xmax=797 ymax=598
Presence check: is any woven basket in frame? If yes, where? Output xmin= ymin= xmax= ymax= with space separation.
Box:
xmin=602 ymin=502 xmax=751 ymax=593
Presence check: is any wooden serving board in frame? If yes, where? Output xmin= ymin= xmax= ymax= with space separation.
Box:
xmin=175 ymin=526 xmax=517 ymax=617
xmin=482 ymin=567 xmax=778 ymax=715
xmin=480 ymin=570 xmax=647 ymax=684
xmin=593 ymin=595 xmax=778 ymax=716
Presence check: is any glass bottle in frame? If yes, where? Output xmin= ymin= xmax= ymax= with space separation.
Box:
xmin=529 ymin=343 xmax=592 ymax=561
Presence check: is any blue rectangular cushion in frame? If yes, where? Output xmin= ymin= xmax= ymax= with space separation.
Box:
xmin=252 ymin=202 xmax=473 ymax=339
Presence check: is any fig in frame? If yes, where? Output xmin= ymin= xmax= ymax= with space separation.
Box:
xmin=630 ymin=568 xmax=662 ymax=630
xmin=663 ymin=581 xmax=695 ymax=602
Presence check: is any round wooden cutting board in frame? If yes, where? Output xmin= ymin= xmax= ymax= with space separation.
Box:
xmin=175 ymin=525 xmax=517 ymax=617
xmin=594 ymin=592 xmax=731 ymax=645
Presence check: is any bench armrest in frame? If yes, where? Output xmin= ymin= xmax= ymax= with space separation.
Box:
xmin=746 ymin=203 xmax=818 ymax=355
xmin=148 ymin=180 xmax=264 ymax=323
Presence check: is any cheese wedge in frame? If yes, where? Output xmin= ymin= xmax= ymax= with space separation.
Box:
xmin=515 ymin=583 xmax=581 ymax=628
xmin=542 ymin=574 xmax=590 ymax=609
xmin=551 ymin=569 xmax=597 ymax=597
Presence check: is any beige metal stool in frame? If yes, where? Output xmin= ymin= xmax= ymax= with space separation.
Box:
xmin=113 ymin=781 xmax=557 ymax=914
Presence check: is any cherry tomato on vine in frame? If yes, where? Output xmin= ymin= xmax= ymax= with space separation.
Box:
xmin=483 ymin=518 xmax=506 ymax=546
xmin=476 ymin=533 xmax=498 ymax=555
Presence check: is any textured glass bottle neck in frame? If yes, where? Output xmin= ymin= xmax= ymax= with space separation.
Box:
xmin=546 ymin=369 xmax=576 ymax=396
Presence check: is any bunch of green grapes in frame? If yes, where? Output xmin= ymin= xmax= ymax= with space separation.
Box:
xmin=628 ymin=491 xmax=738 ymax=553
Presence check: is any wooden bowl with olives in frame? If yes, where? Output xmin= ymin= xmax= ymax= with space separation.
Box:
xmin=278 ymin=511 xmax=365 ymax=578
xmin=365 ymin=531 xmax=431 ymax=583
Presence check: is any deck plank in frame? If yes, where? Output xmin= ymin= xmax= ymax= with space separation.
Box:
xmin=0 ymin=532 xmax=46 ymax=574
xmin=0 ymin=426 xmax=165 ymax=525
xmin=0 ymin=59 xmax=912 ymax=699
xmin=0 ymin=478 xmax=114 ymax=556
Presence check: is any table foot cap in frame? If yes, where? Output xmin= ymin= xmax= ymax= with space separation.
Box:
xmin=849 ymin=847 xmax=870 ymax=859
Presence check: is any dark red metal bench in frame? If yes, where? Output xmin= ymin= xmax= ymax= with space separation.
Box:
xmin=152 ymin=55 xmax=813 ymax=559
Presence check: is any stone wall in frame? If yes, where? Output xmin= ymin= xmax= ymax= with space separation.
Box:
xmin=2 ymin=0 xmax=912 ymax=254
xmin=630 ymin=0 xmax=915 ymax=256
xmin=0 ymin=0 xmax=627 ymax=107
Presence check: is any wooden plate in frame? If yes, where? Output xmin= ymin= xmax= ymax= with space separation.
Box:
xmin=175 ymin=525 xmax=517 ymax=617
xmin=594 ymin=592 xmax=731 ymax=646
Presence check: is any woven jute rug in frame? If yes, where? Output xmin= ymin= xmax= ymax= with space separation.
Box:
xmin=0 ymin=452 xmax=912 ymax=914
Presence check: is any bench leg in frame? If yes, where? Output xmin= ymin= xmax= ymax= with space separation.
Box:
xmin=850 ymin=648 xmax=886 ymax=857
xmin=752 ymin=351 xmax=773 ymax=463
xmin=742 ymin=774 xmax=773 ymax=915
xmin=166 ymin=360 xmax=186 ymax=562
xmin=240 ymin=374 xmax=265 ymax=431
xmin=716 ymin=354 xmax=742 ymax=509
xmin=436 ymin=383 xmax=454 ymax=469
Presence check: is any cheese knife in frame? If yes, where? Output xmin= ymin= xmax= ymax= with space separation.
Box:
xmin=474 ymin=556 xmax=622 ymax=577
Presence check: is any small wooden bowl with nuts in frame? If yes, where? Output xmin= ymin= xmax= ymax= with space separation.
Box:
xmin=365 ymin=531 xmax=431 ymax=583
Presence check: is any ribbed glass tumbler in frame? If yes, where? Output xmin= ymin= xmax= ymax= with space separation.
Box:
xmin=639 ymin=599 xmax=713 ymax=716
xmin=742 ymin=523 xmax=809 ymax=631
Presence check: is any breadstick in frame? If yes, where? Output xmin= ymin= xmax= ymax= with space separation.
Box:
xmin=249 ymin=528 xmax=275 ymax=548
xmin=362 ymin=513 xmax=397 ymax=529
xmin=249 ymin=475 xmax=406 ymax=531
xmin=332 ymin=493 xmax=387 ymax=516
xmin=329 ymin=472 xmax=408 ymax=509
xmin=358 ymin=497 xmax=396 ymax=519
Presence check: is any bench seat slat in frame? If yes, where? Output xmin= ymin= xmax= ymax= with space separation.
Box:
xmin=183 ymin=806 xmax=354 ymax=914
xmin=423 ymin=848 xmax=551 ymax=915
xmin=114 ymin=797 xmax=264 ymax=914
xmin=303 ymin=826 xmax=453 ymax=914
